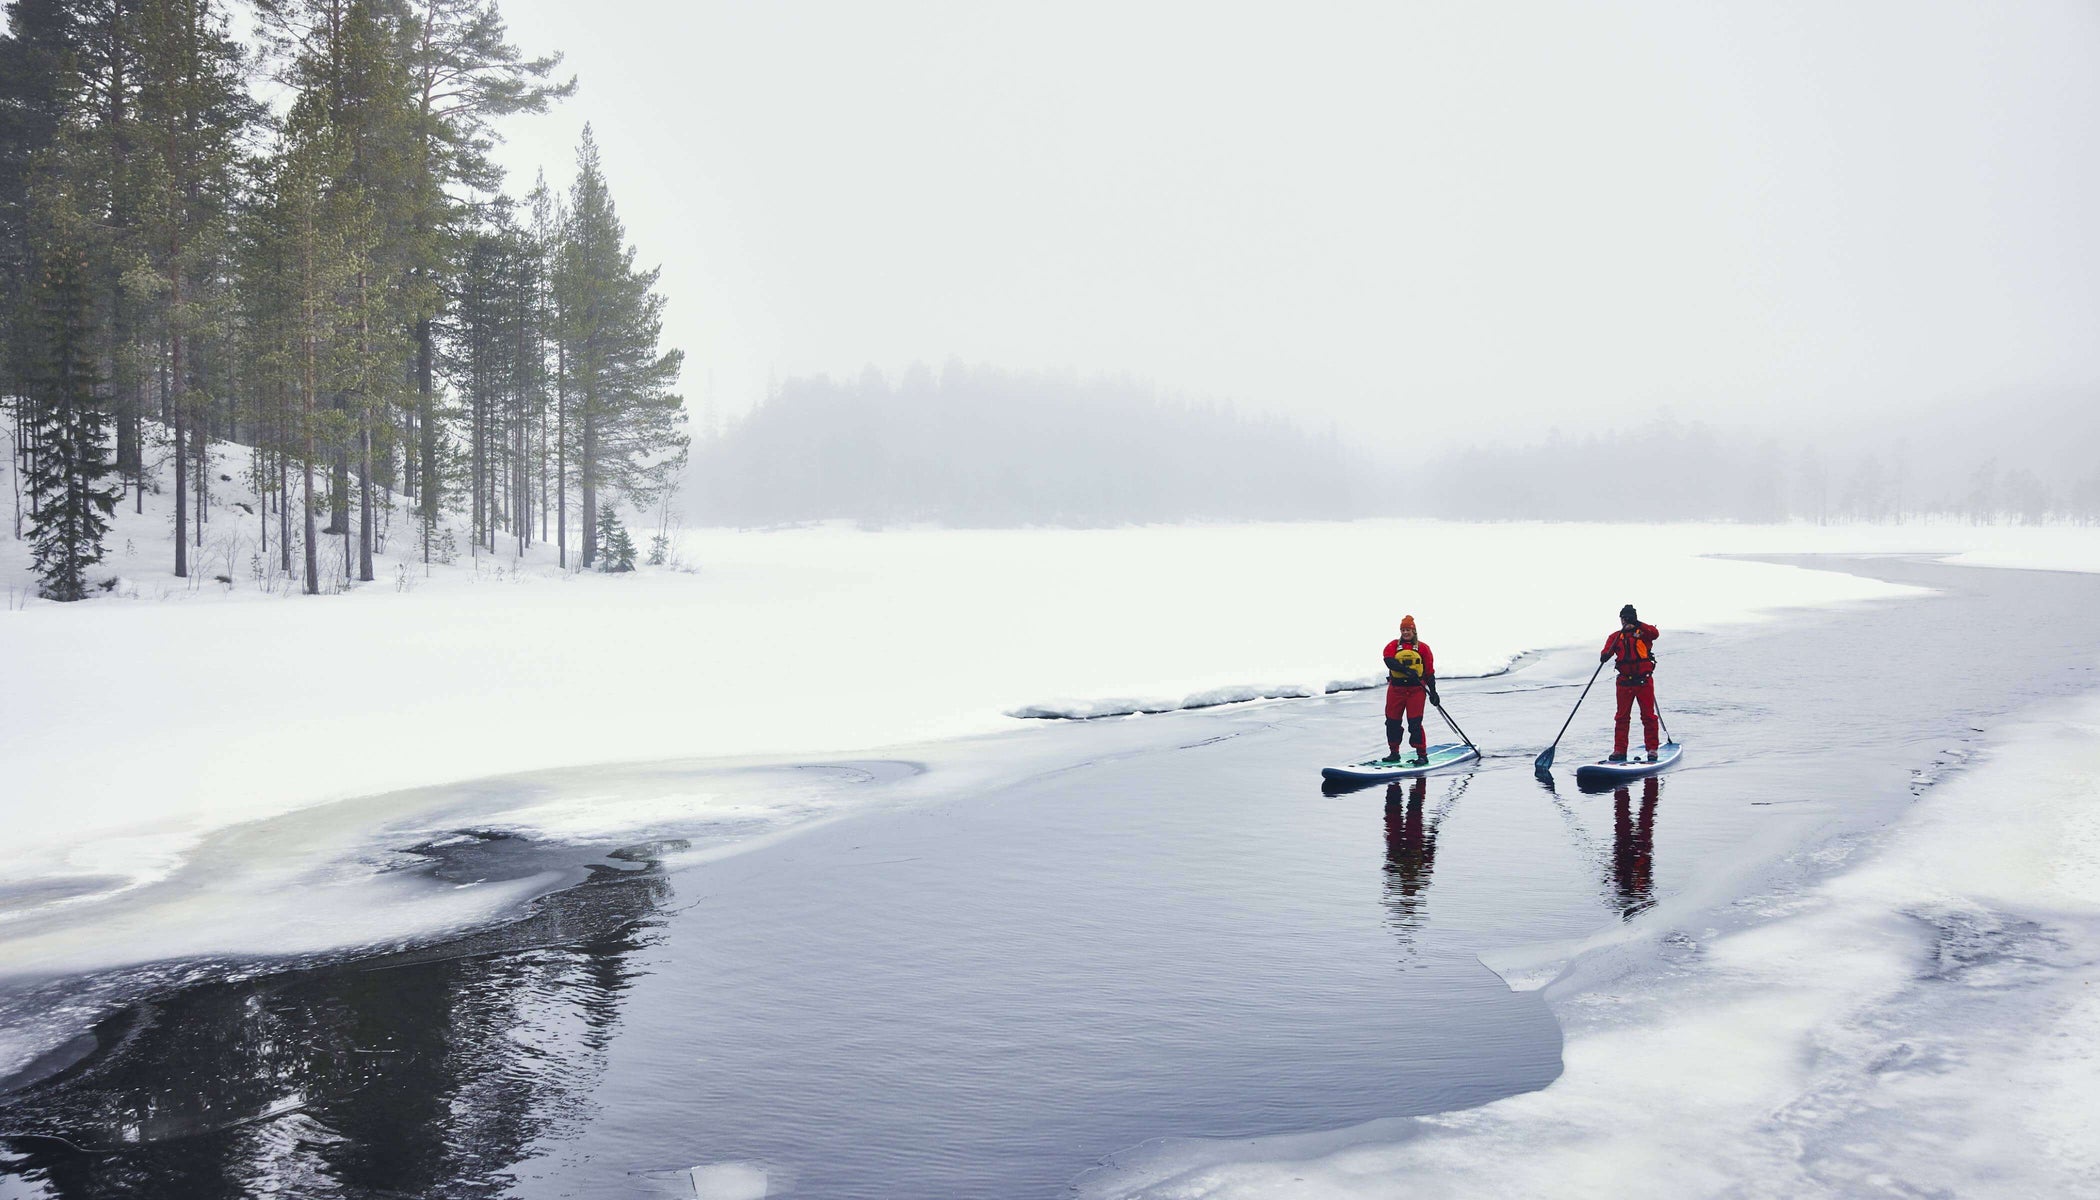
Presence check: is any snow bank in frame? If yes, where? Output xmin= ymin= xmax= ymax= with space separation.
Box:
xmin=1077 ymin=690 xmax=2100 ymax=1200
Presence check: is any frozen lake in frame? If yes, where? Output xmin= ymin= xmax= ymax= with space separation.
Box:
xmin=4 ymin=556 xmax=2099 ymax=1198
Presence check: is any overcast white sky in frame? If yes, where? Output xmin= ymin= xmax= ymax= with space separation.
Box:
xmin=489 ymin=1 xmax=2100 ymax=442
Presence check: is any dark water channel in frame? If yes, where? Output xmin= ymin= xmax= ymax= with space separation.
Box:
xmin=4 ymin=557 xmax=2099 ymax=1199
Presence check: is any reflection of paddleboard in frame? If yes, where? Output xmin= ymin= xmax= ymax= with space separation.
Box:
xmin=1572 ymin=740 xmax=1683 ymax=783
xmin=1320 ymin=742 xmax=1479 ymax=784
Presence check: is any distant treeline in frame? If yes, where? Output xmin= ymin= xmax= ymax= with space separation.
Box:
xmin=687 ymin=364 xmax=1366 ymax=527
xmin=690 ymin=389 xmax=2100 ymax=529
xmin=1404 ymin=416 xmax=2100 ymax=526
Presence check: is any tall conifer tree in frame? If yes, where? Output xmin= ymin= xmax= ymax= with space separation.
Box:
xmin=132 ymin=0 xmax=253 ymax=577
xmin=400 ymin=0 xmax=570 ymax=544
xmin=553 ymin=127 xmax=684 ymax=569
xmin=0 ymin=0 xmax=80 ymax=416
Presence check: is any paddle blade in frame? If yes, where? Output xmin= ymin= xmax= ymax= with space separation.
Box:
xmin=1534 ymin=745 xmax=1556 ymax=771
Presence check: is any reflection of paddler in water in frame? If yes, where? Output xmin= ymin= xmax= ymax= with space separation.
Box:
xmin=1384 ymin=778 xmax=1436 ymax=911
xmin=1382 ymin=774 xmax=1468 ymax=951
xmin=1610 ymin=777 xmax=1660 ymax=919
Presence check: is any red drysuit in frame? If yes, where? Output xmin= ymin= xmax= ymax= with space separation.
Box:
xmin=1601 ymin=623 xmax=1660 ymax=756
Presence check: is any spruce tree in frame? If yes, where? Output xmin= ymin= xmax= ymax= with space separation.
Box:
xmin=596 ymin=501 xmax=634 ymax=573
xmin=554 ymin=127 xmax=686 ymax=569
xmin=24 ymin=234 xmax=117 ymax=601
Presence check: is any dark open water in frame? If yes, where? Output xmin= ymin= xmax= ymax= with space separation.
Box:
xmin=3 ymin=556 xmax=2098 ymax=1199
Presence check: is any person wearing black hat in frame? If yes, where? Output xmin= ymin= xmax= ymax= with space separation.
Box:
xmin=1600 ymin=604 xmax=1661 ymax=762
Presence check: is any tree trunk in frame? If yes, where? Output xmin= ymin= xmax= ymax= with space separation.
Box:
xmin=194 ymin=386 xmax=206 ymax=545
xmin=132 ymin=407 xmax=143 ymax=513
xmin=359 ymin=419 xmax=374 ymax=581
xmin=581 ymin=388 xmax=597 ymax=569
xmin=115 ymin=400 xmax=138 ymax=495
xmin=340 ymin=467 xmax=352 ymax=584
xmin=278 ymin=387 xmax=290 ymax=576
xmin=256 ymin=444 xmax=266 ymax=560
xmin=357 ymin=281 xmax=374 ymax=582
xmin=556 ymin=341 xmax=566 ymax=569
xmin=418 ymin=316 xmax=435 ymax=565
xmin=303 ymin=339 xmax=319 ymax=595
xmin=327 ymin=443 xmax=349 ymax=535
xmin=173 ymin=310 xmax=188 ymax=579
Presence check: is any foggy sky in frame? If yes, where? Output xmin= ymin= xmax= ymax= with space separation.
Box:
xmin=489 ymin=1 xmax=2100 ymax=443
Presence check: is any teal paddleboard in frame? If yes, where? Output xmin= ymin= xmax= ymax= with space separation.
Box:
xmin=1320 ymin=742 xmax=1480 ymax=784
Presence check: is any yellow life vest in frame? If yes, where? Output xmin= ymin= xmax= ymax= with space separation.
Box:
xmin=1390 ymin=647 xmax=1425 ymax=683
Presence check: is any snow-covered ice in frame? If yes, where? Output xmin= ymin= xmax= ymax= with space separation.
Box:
xmin=1076 ymin=689 xmax=2100 ymax=1200
xmin=687 ymin=1163 xmax=771 ymax=1200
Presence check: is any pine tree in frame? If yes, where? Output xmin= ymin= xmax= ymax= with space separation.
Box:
xmin=244 ymin=110 xmax=366 ymax=595
xmin=529 ymin=173 xmax=570 ymax=566
xmin=256 ymin=0 xmax=418 ymax=582
xmin=24 ymin=232 xmax=117 ymax=600
xmin=131 ymin=0 xmax=255 ymax=578
xmin=596 ymin=501 xmax=634 ymax=573
xmin=445 ymin=199 xmax=537 ymax=554
xmin=399 ymin=0 xmax=572 ymax=547
xmin=0 ymin=0 xmax=80 ymax=420
xmin=554 ymin=127 xmax=686 ymax=569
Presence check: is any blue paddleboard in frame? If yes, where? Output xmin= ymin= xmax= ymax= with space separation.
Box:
xmin=1572 ymin=740 xmax=1683 ymax=783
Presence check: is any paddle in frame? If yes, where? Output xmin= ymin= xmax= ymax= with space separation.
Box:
xmin=1534 ymin=658 xmax=1606 ymax=771
xmin=1434 ymin=698 xmax=1478 ymax=752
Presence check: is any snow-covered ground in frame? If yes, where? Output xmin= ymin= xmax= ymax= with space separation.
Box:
xmin=1077 ymin=689 xmax=2100 ymax=1200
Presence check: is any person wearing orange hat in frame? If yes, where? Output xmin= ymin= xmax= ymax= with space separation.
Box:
xmin=1382 ymin=615 xmax=1439 ymax=764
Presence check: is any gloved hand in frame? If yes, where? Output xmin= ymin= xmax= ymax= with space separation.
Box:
xmin=1428 ymin=689 xmax=1441 ymax=707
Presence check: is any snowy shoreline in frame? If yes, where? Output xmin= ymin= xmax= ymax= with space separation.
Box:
xmin=1077 ymin=681 xmax=2100 ymax=1200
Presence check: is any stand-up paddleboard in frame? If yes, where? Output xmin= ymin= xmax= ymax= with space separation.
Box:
xmin=1572 ymin=740 xmax=1682 ymax=784
xmin=1321 ymin=742 xmax=1480 ymax=784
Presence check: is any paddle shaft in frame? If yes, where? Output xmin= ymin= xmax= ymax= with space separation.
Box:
xmin=1435 ymin=699 xmax=1477 ymax=751
xmin=1537 ymin=658 xmax=1607 ymax=768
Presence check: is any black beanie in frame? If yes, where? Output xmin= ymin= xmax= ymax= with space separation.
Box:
xmin=1620 ymin=604 xmax=1638 ymax=623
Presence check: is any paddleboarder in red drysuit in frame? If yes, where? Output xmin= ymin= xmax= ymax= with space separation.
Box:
xmin=1383 ymin=615 xmax=1439 ymax=764
xmin=1602 ymin=604 xmax=1661 ymax=762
